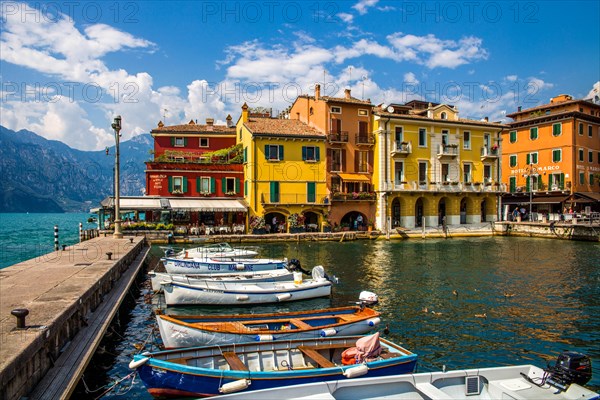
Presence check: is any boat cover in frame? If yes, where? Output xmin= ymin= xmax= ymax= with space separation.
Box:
xmin=342 ymin=332 xmax=382 ymax=364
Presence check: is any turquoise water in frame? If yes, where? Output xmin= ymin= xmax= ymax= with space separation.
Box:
xmin=0 ymin=213 xmax=98 ymax=269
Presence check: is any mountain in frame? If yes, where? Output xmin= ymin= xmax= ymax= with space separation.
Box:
xmin=0 ymin=126 xmax=152 ymax=213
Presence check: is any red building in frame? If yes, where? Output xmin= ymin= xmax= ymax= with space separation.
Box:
xmin=144 ymin=117 xmax=247 ymax=229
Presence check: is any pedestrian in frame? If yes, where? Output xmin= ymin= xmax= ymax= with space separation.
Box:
xmin=272 ymin=216 xmax=277 ymax=234
xmin=356 ymin=214 xmax=363 ymax=229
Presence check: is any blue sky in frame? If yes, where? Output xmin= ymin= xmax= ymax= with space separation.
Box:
xmin=1 ymin=0 xmax=599 ymax=150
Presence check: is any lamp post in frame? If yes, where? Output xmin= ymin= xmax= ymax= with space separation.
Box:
xmin=111 ymin=115 xmax=123 ymax=239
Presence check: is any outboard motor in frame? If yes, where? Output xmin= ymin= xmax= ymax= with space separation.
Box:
xmin=164 ymin=247 xmax=175 ymax=257
xmin=546 ymin=351 xmax=592 ymax=390
xmin=286 ymin=259 xmax=312 ymax=275
xmin=358 ymin=291 xmax=379 ymax=306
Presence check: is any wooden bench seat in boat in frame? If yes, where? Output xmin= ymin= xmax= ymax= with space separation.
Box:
xmin=221 ymin=351 xmax=249 ymax=371
xmin=288 ymin=318 xmax=313 ymax=330
xmin=297 ymin=346 xmax=335 ymax=368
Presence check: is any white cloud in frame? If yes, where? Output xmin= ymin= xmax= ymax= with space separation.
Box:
xmin=585 ymin=81 xmax=600 ymax=100
xmin=338 ymin=13 xmax=354 ymax=23
xmin=505 ymin=75 xmax=518 ymax=82
xmin=352 ymin=0 xmax=379 ymax=15
xmin=526 ymin=77 xmax=554 ymax=94
xmin=403 ymin=72 xmax=419 ymax=84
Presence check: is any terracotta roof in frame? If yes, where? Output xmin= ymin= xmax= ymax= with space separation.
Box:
xmin=506 ymin=98 xmax=599 ymax=118
xmin=151 ymin=123 xmax=235 ymax=134
xmin=244 ymin=118 xmax=325 ymax=138
xmin=373 ymin=108 xmax=507 ymax=128
xmin=297 ymin=94 xmax=373 ymax=106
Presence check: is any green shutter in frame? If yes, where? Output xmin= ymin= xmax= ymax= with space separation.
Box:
xmin=270 ymin=181 xmax=279 ymax=202
xmin=168 ymin=176 xmax=173 ymax=192
xmin=235 ymin=178 xmax=240 ymax=193
xmin=222 ymin=178 xmax=226 ymax=194
xmin=510 ymin=131 xmax=516 ymax=143
xmin=182 ymin=177 xmax=188 ymax=193
xmin=278 ymin=145 xmax=284 ymax=160
xmin=526 ymin=176 xmax=530 ymax=192
xmin=316 ymin=147 xmax=320 ymax=161
xmin=307 ymin=182 xmax=316 ymax=203
xmin=553 ymin=124 xmax=561 ymax=136
xmin=510 ymin=177 xmax=516 ymax=193
xmin=264 ymin=145 xmax=269 ymax=160
xmin=183 ymin=137 xmax=188 ymax=146
xmin=302 ymin=146 xmax=307 ymax=161
xmin=170 ymin=137 xmax=175 ymax=146
xmin=548 ymin=174 xmax=552 ymax=190
xmin=243 ymin=147 xmax=247 ymax=163
xmin=590 ymin=174 xmax=594 ymax=185
xmin=559 ymin=173 xmax=565 ymax=190
xmin=244 ymin=180 xmax=248 ymax=196
xmin=532 ymin=153 xmax=537 ymax=164
xmin=526 ymin=153 xmax=530 ymax=165
xmin=210 ymin=177 xmax=216 ymax=193
xmin=197 ymin=177 xmax=201 ymax=193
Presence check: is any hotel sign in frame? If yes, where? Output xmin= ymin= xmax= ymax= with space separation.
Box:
xmin=510 ymin=165 xmax=561 ymax=175
xmin=150 ymin=174 xmax=167 ymax=190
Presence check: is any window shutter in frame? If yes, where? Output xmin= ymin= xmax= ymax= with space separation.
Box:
xmin=182 ymin=177 xmax=188 ymax=193
xmin=302 ymin=146 xmax=307 ymax=161
xmin=548 ymin=174 xmax=552 ymax=189
xmin=354 ymin=150 xmax=359 ymax=172
xmin=368 ymin=150 xmax=374 ymax=172
xmin=278 ymin=145 xmax=284 ymax=160
xmin=170 ymin=137 xmax=175 ymax=146
xmin=222 ymin=177 xmax=226 ymax=193
xmin=210 ymin=177 xmax=215 ymax=193
xmin=243 ymin=147 xmax=247 ymax=163
xmin=526 ymin=176 xmax=530 ymax=192
xmin=168 ymin=176 xmax=173 ymax=192
xmin=327 ymin=148 xmax=332 ymax=170
xmin=244 ymin=180 xmax=247 ymax=196
xmin=341 ymin=149 xmax=346 ymax=172
xmin=526 ymin=153 xmax=530 ymax=165
xmin=197 ymin=177 xmax=201 ymax=193
xmin=307 ymin=182 xmax=316 ymax=203
xmin=559 ymin=173 xmax=564 ymax=190
xmin=315 ymin=147 xmax=320 ymax=161
xmin=183 ymin=137 xmax=188 ymax=146
xmin=270 ymin=181 xmax=279 ymax=203
xmin=509 ymin=177 xmax=516 ymax=193
xmin=264 ymin=145 xmax=269 ymax=160
xmin=235 ymin=178 xmax=240 ymax=193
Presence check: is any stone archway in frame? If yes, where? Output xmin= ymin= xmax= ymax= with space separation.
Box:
xmin=265 ymin=211 xmax=286 ymax=234
xmin=303 ymin=211 xmax=319 ymax=231
xmin=341 ymin=211 xmax=367 ymax=231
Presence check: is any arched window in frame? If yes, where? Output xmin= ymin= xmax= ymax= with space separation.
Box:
xmin=440 ymin=112 xmax=447 ymax=120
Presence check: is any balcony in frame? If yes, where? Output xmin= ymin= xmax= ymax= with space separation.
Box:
xmin=261 ymin=193 xmax=325 ymax=205
xmin=331 ymin=191 xmax=376 ymax=202
xmin=391 ymin=141 xmax=412 ymax=158
xmin=437 ymin=144 xmax=458 ymax=159
xmin=328 ymin=162 xmax=343 ymax=173
xmin=328 ymin=131 xmax=349 ymax=144
xmin=355 ymin=134 xmax=375 ymax=146
xmin=388 ymin=181 xmax=506 ymax=193
xmin=480 ymin=146 xmax=499 ymax=161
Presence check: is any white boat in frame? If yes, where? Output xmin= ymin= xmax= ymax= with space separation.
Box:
xmin=165 ymin=242 xmax=259 ymax=260
xmin=212 ymin=352 xmax=598 ymax=400
xmin=161 ymin=257 xmax=287 ymax=275
xmin=149 ymin=269 xmax=294 ymax=292
xmin=162 ymin=266 xmax=333 ymax=306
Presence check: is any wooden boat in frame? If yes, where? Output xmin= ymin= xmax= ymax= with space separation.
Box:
xmin=211 ymin=355 xmax=599 ymax=400
xmin=162 ymin=274 xmax=332 ymax=306
xmin=155 ymin=306 xmax=382 ymax=348
xmin=161 ymin=257 xmax=287 ymax=275
xmin=165 ymin=242 xmax=259 ymax=260
xmin=129 ymin=333 xmax=418 ymax=398
xmin=149 ymin=269 xmax=294 ymax=292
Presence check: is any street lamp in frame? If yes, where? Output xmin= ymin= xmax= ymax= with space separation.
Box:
xmin=111 ymin=115 xmax=123 ymax=239
xmin=523 ymin=162 xmax=537 ymax=222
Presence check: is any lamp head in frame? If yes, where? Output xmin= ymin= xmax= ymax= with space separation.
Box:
xmin=111 ymin=115 xmax=122 ymax=131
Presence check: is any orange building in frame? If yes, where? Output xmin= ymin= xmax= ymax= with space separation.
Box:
xmin=502 ymin=94 xmax=600 ymax=218
xmin=289 ymin=85 xmax=376 ymax=229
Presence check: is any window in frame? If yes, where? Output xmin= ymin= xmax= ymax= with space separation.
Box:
xmin=440 ymin=112 xmax=447 ymax=120
xmin=549 ymin=173 xmax=564 ymax=190
xmin=579 ymin=172 xmax=585 ymax=184
xmin=355 ymin=150 xmax=369 ymax=173
xmin=394 ymin=161 xmax=404 ymax=184
xmin=265 ymin=144 xmax=284 ymax=161
xmin=589 ymin=150 xmax=594 ymax=163
xmin=526 ymin=152 xmax=538 ymax=165
xmin=309 ymin=107 xmax=314 ymax=115
xmin=588 ymin=125 xmax=593 ymax=137
xmin=463 ymin=131 xmax=471 ymax=149
xmin=173 ymin=137 xmax=186 ymax=147
xmin=529 ymin=127 xmax=538 ymax=140
xmin=331 ymin=106 xmax=341 ymax=114
xmin=441 ymin=130 xmax=449 ymax=146
xmin=509 ymin=176 xmax=516 ymax=193
xmin=197 ymin=176 xmax=214 ymax=194
xmin=463 ymin=163 xmax=472 ymax=183
xmin=442 ymin=163 xmax=450 ymax=182
xmin=243 ymin=147 xmax=247 ymax=163
xmin=552 ymin=149 xmax=562 ymax=162
xmin=222 ymin=177 xmax=239 ymax=194
xmin=270 ymin=181 xmax=280 ymax=203
xmin=330 ymin=148 xmax=343 ymax=172
xmin=483 ymin=165 xmax=492 ymax=182
xmin=590 ymin=173 xmax=595 ymax=186
xmin=418 ymin=128 xmax=427 ymax=147
xmin=509 ymin=155 xmax=517 ymax=167
xmin=552 ymin=123 xmax=562 ymax=136
xmin=170 ymin=176 xmax=185 ymax=193
xmin=302 ymin=146 xmax=320 ymax=162
xmin=239 ymin=128 xmax=242 ymax=140
xmin=199 ymin=137 xmax=209 ymax=147
xmin=579 ymin=123 xmax=584 ymax=135
xmin=530 ymin=175 xmax=539 ymax=191
xmin=395 ymin=127 xmax=403 ymax=144
xmin=579 ymin=148 xmax=584 ymax=162
xmin=418 ymin=162 xmax=428 ymax=183
xmin=307 ymin=182 xmax=316 ymax=203
xmin=509 ymin=130 xmax=517 ymax=143
xmin=358 ymin=109 xmax=368 ymax=116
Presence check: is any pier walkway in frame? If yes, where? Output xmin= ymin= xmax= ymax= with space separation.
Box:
xmin=0 ymin=236 xmax=149 ymax=400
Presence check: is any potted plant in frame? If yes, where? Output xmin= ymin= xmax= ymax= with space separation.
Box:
xmin=288 ymin=213 xmax=305 ymax=233
xmin=249 ymin=216 xmax=266 ymax=234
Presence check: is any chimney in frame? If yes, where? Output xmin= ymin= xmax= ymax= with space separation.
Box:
xmin=226 ymin=114 xmax=233 ymax=128
xmin=206 ymin=118 xmax=214 ymax=126
xmin=344 ymin=89 xmax=351 ymax=99
xmin=517 ymin=106 xmax=522 ymax=112
xmin=315 ymin=84 xmax=321 ymax=101
xmin=241 ymin=103 xmax=249 ymax=123
xmin=484 ymin=116 xmax=489 ymax=122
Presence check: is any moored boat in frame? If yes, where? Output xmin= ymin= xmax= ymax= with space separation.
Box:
xmin=161 ymin=257 xmax=287 ymax=275
xmin=149 ymin=269 xmax=294 ymax=292
xmin=130 ymin=333 xmax=417 ymax=398
xmin=164 ymin=242 xmax=259 ymax=260
xmin=162 ymin=266 xmax=332 ymax=306
xmin=211 ymin=352 xmax=598 ymax=400
xmin=155 ymin=305 xmax=382 ymax=348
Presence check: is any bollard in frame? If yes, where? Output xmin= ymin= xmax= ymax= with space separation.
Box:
xmin=129 ymin=237 xmax=134 ymax=243
xmin=11 ymin=308 xmax=29 ymax=329
xmin=62 ymin=244 xmax=67 ymax=251
xmin=79 ymin=222 xmax=83 ymax=242
xmin=54 ymin=225 xmax=59 ymax=251
xmin=106 ymin=252 xmax=113 ymax=260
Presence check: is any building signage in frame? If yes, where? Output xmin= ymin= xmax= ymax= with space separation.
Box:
xmin=510 ymin=165 xmax=561 ymax=175
xmin=150 ymin=174 xmax=167 ymax=189
xmin=577 ymin=165 xmax=600 ymax=172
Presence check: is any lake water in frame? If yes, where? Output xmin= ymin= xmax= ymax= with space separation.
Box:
xmin=1 ymin=214 xmax=597 ymax=397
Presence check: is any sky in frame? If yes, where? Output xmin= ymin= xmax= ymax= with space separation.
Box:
xmin=1 ymin=0 xmax=599 ymax=150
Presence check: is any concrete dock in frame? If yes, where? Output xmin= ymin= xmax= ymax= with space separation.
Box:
xmin=0 ymin=236 xmax=149 ymax=400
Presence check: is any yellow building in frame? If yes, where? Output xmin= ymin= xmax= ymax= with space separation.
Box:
xmin=237 ymin=104 xmax=328 ymax=232
xmin=373 ymin=100 xmax=507 ymax=230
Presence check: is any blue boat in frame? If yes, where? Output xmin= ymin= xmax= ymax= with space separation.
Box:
xmin=130 ymin=333 xmax=417 ymax=398
xmin=161 ymin=257 xmax=288 ymax=275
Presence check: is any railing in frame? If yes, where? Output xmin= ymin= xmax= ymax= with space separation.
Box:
xmin=437 ymin=144 xmax=458 ymax=157
xmin=356 ymin=134 xmax=375 ymax=145
xmin=389 ymin=181 xmax=507 ymax=193
xmin=391 ymin=141 xmax=412 ymax=156
xmin=328 ymin=131 xmax=349 ymax=143
xmin=480 ymin=146 xmax=499 ymax=158
xmin=328 ymin=162 xmax=342 ymax=172
xmin=331 ymin=192 xmax=376 ymax=201
xmin=261 ymin=193 xmax=323 ymax=204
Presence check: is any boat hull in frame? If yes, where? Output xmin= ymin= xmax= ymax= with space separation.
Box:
xmin=162 ymin=258 xmax=287 ymax=275
xmin=162 ymin=279 xmax=332 ymax=306
xmin=150 ymin=269 xmax=294 ymax=292
xmin=156 ymin=306 xmax=381 ymax=347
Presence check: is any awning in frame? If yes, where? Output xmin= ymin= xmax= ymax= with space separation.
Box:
xmin=119 ymin=198 xmax=163 ymax=210
xmin=337 ymin=173 xmax=371 ymax=182
xmin=531 ymin=196 xmax=569 ymax=204
xmin=168 ymin=198 xmax=248 ymax=212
